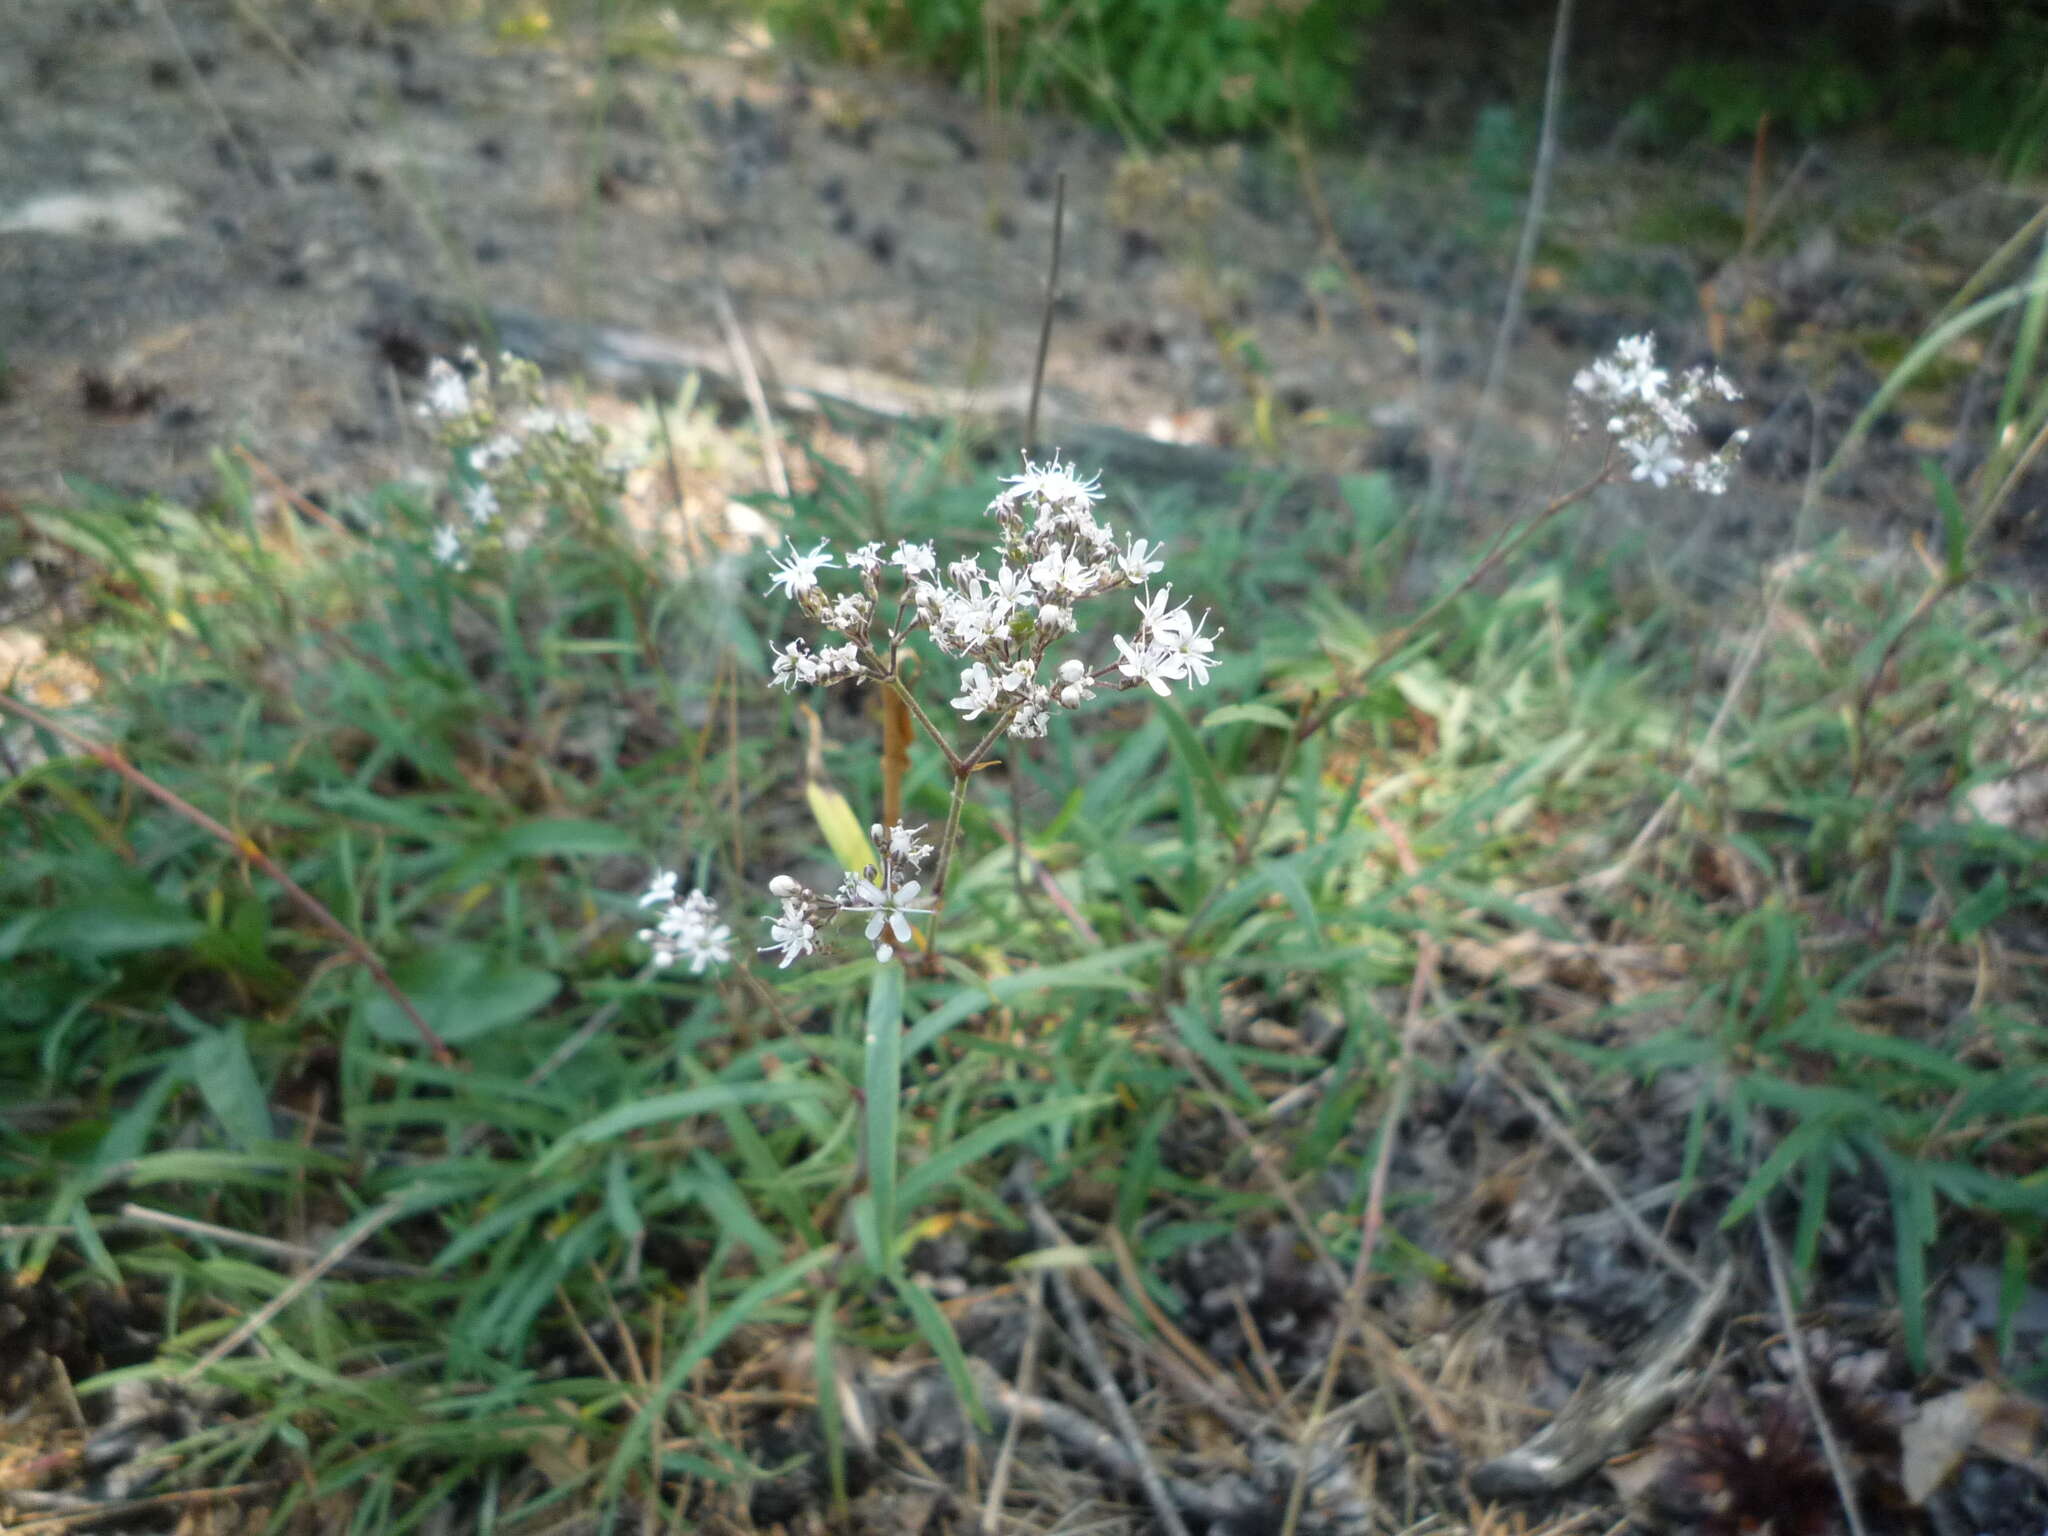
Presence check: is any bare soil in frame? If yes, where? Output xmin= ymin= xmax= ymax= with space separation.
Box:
xmin=3 ymin=0 xmax=2042 ymax=591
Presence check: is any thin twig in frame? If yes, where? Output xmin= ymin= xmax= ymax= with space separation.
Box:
xmin=1452 ymin=0 xmax=1574 ymax=513
xmin=1283 ymin=930 xmax=1437 ymax=1536
xmin=1180 ymin=463 xmax=1610 ymax=948
xmin=1024 ymin=174 xmax=1068 ymax=453
xmin=1279 ymin=70 xmax=1376 ymax=325
xmin=1756 ymin=1210 xmax=1871 ymax=1536
xmin=981 ymin=1271 xmax=1047 ymax=1534
xmin=1022 ymin=1197 xmax=1194 ymax=1536
xmin=1587 ymin=389 xmax=1826 ymax=892
xmin=984 ymin=809 xmax=1102 ymax=947
xmin=146 ymin=0 xmax=266 ymax=185
xmin=233 ymin=447 xmax=354 ymax=538
xmin=1 ymin=1482 xmax=276 ymax=1536
xmin=710 ymin=282 xmax=791 ymax=502
xmin=1441 ymin=1014 xmax=1713 ymax=1293
xmin=0 ymin=690 xmax=452 ymax=1064
xmin=115 ymin=1203 xmax=424 ymax=1276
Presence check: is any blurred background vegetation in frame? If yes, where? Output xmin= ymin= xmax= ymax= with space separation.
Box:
xmin=366 ymin=0 xmax=2048 ymax=165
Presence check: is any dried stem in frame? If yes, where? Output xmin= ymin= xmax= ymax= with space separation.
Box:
xmin=1023 ymin=173 xmax=1067 ymax=452
xmin=0 ymin=690 xmax=452 ymax=1064
xmin=1757 ymin=1207 xmax=1871 ymax=1536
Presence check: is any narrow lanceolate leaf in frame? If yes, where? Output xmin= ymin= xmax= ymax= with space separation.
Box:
xmin=863 ymin=964 xmax=905 ymax=1275
xmin=536 ymin=1081 xmax=824 ymax=1171
xmin=893 ymin=1271 xmax=987 ymax=1431
xmin=1157 ymin=698 xmax=1240 ymax=840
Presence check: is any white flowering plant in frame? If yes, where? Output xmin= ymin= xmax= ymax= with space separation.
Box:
xmin=1571 ymin=334 xmax=1749 ymax=496
xmin=755 ymin=454 xmax=1221 ymax=969
xmin=413 ymin=349 xmax=624 ymax=570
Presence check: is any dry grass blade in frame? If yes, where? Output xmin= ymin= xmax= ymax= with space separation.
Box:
xmin=980 ymin=1271 xmax=1047 ymax=1534
xmin=1755 ymin=1211 xmax=1871 ymax=1536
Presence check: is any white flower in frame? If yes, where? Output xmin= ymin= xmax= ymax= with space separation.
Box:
xmin=846 ymin=542 xmax=885 ymax=574
xmin=999 ymin=453 xmax=1103 ymax=515
xmin=431 ymin=524 xmax=467 ymax=569
xmin=1035 ymin=602 xmax=1072 ymax=636
xmin=987 ymin=563 xmax=1033 ymax=617
xmin=892 ymin=541 xmax=938 ymax=579
xmin=770 ymin=639 xmax=815 ymax=692
xmin=1161 ymin=612 xmax=1220 ymax=687
xmin=1624 ymin=432 xmax=1687 ymax=489
xmin=760 ymin=899 xmax=818 ymax=968
xmin=472 ymin=433 xmax=521 ymax=474
xmin=940 ymin=589 xmax=1003 ymax=654
xmin=1574 ymin=335 xmax=1748 ymax=497
xmin=1054 ymin=658 xmax=1096 ymax=708
xmin=1133 ymin=586 xmax=1192 ymax=642
xmin=1114 ymin=634 xmax=1177 ymax=698
xmin=464 ymin=481 xmax=500 ymax=526
xmin=822 ymin=593 xmax=872 ymax=635
xmin=1028 ymin=548 xmax=1093 ymax=600
xmin=841 ymin=877 xmax=931 ymax=964
xmin=767 ymin=539 xmax=836 ymax=600
xmin=638 ymin=884 xmax=732 ymax=974
xmin=419 ymin=358 xmax=471 ymax=420
xmin=878 ymin=822 xmax=934 ymax=866
xmin=1008 ymin=687 xmax=1052 ymax=738
xmin=952 ymin=662 xmax=1002 ymax=720
xmin=520 ymin=407 xmax=595 ymax=444
xmin=1117 ymin=537 xmax=1166 ymax=584
xmin=813 ymin=643 xmax=862 ymax=685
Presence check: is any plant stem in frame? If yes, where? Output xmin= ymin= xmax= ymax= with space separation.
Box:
xmin=878 ymin=666 xmax=963 ymax=775
xmin=0 ymin=691 xmax=454 ymax=1065
xmin=923 ymin=770 xmax=973 ymax=958
xmin=1177 ymin=464 xmax=1612 ymax=951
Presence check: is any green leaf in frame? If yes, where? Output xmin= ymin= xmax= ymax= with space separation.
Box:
xmin=358 ymin=945 xmax=561 ymax=1046
xmin=892 ymin=1271 xmax=987 ymax=1431
xmin=1919 ymin=458 xmax=1971 ymax=581
xmin=1157 ymin=699 xmax=1240 ymax=840
xmin=813 ymin=1291 xmax=848 ymax=1512
xmin=898 ymin=1095 xmax=1109 ymax=1211
xmin=1170 ymin=998 xmax=1258 ymax=1104
xmin=185 ymin=1024 xmax=272 ymax=1152
xmin=1951 ymin=871 xmax=2010 ymax=942
xmin=24 ymin=897 xmax=205 ymax=960
xmin=902 ymin=943 xmax=1162 ymax=1059
xmin=91 ymin=1064 xmax=185 ymax=1177
xmin=491 ymin=820 xmax=640 ymax=860
xmin=603 ymin=1150 xmax=643 ymax=1243
xmin=1721 ymin=1116 xmax=1842 ymax=1229
xmin=1200 ymin=703 xmax=1294 ymax=733
xmin=675 ymin=1152 xmax=784 ymax=1268
xmin=608 ymin=1246 xmax=836 ymax=1497
xmin=863 ymin=965 xmax=905 ymax=1275
xmin=537 ymin=1081 xmax=825 ymax=1171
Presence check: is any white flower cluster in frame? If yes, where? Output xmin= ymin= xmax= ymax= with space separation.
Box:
xmin=416 ymin=351 xmax=615 ymax=566
xmin=761 ymin=822 xmax=936 ymax=968
xmin=636 ymin=871 xmax=733 ymax=974
xmin=762 ymin=455 xmax=1220 ymax=736
xmin=1572 ymin=335 xmax=1749 ymax=495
